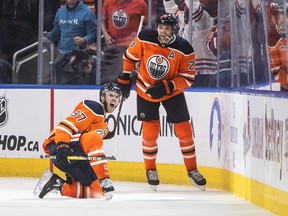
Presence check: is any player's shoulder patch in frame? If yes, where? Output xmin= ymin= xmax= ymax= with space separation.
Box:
xmin=170 ymin=36 xmax=194 ymax=55
xmin=83 ymin=100 xmax=104 ymax=116
xmin=138 ymin=28 xmax=158 ymax=44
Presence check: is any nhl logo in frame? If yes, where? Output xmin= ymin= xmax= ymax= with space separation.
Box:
xmin=0 ymin=95 xmax=8 ymax=127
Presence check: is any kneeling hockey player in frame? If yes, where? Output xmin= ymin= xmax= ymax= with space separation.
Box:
xmin=34 ymin=82 xmax=122 ymax=200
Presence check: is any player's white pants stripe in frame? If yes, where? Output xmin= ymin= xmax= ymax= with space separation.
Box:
xmin=181 ymin=144 xmax=195 ymax=150
xmin=76 ymin=182 xmax=81 ymax=198
xmin=88 ymin=149 xmax=105 ymax=156
xmin=142 ymin=145 xmax=158 ymax=151
xmin=90 ymin=160 xmax=108 ymax=166
xmin=87 ymin=187 xmax=91 ymax=198
xmin=143 ymin=155 xmax=157 ymax=160
xmin=183 ymin=154 xmax=196 ymax=159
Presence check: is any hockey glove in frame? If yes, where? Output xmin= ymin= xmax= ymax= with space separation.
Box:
xmin=146 ymin=80 xmax=174 ymax=99
xmin=56 ymin=142 xmax=73 ymax=165
xmin=117 ymin=73 xmax=132 ymax=99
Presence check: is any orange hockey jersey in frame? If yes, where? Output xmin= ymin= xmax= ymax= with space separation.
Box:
xmin=43 ymin=100 xmax=109 ymax=154
xmin=269 ymin=37 xmax=288 ymax=90
xmin=123 ymin=28 xmax=196 ymax=102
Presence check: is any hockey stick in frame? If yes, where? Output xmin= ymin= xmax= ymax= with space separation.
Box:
xmin=137 ymin=15 xmax=145 ymax=35
xmin=130 ymin=15 xmax=145 ymax=82
xmin=110 ymin=96 xmax=125 ymax=158
xmin=40 ymin=155 xmax=116 ymax=161
xmin=109 ymin=95 xmax=124 ymax=137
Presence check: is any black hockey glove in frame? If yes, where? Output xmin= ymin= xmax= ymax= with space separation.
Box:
xmin=56 ymin=142 xmax=73 ymax=165
xmin=117 ymin=73 xmax=132 ymax=99
xmin=146 ymin=80 xmax=174 ymax=99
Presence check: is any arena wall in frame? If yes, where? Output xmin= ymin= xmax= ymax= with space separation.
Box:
xmin=0 ymin=86 xmax=287 ymax=215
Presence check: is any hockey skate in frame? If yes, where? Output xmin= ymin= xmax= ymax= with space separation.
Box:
xmin=100 ymin=178 xmax=115 ymax=201
xmin=146 ymin=170 xmax=159 ymax=191
xmin=34 ymin=169 xmax=65 ymax=198
xmin=34 ymin=169 xmax=53 ymax=197
xmin=188 ymin=169 xmax=206 ymax=191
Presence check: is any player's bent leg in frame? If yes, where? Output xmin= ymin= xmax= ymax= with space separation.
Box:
xmin=61 ymin=180 xmax=104 ymax=198
xmin=54 ymin=176 xmax=109 ymax=199
xmin=80 ymin=131 xmax=114 ymax=200
xmin=62 ymin=181 xmax=88 ymax=198
xmin=142 ymin=121 xmax=160 ymax=191
xmin=89 ymin=179 xmax=104 ymax=198
xmin=35 ymin=169 xmax=99 ymax=199
xmin=174 ymin=121 xmax=206 ymax=190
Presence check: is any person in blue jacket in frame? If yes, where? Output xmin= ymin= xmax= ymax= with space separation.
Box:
xmin=43 ymin=0 xmax=97 ymax=85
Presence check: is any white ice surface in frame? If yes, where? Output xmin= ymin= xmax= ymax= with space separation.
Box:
xmin=0 ymin=178 xmax=274 ymax=216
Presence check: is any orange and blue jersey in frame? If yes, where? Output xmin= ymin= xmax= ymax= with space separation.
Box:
xmin=123 ymin=28 xmax=196 ymax=102
xmin=43 ymin=100 xmax=108 ymax=154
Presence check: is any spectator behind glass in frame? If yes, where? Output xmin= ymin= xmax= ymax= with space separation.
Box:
xmin=43 ymin=0 xmax=97 ymax=85
xmin=101 ymin=0 xmax=148 ymax=84
xmin=60 ymin=0 xmax=96 ymax=14
xmin=163 ymin=0 xmax=217 ymax=87
xmin=145 ymin=0 xmax=165 ymax=28
xmin=83 ymin=0 xmax=96 ymax=14
xmin=268 ymin=0 xmax=288 ymax=91
xmin=0 ymin=0 xmax=39 ymax=83
xmin=206 ymin=0 xmax=250 ymax=88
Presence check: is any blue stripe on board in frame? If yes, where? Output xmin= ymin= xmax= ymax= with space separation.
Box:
xmin=0 ymin=84 xmax=287 ymax=98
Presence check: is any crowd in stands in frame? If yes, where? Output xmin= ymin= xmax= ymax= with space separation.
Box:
xmin=0 ymin=0 xmax=287 ymax=92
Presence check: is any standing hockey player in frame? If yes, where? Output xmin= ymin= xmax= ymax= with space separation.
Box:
xmin=34 ymin=83 xmax=122 ymax=200
xmin=117 ymin=13 xmax=206 ymax=191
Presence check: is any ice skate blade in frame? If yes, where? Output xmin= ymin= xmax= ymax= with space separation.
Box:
xmin=104 ymin=192 xmax=113 ymax=201
xmin=148 ymin=184 xmax=158 ymax=191
xmin=189 ymin=179 xmax=205 ymax=191
xmin=33 ymin=169 xmax=53 ymax=197
xmin=196 ymin=185 xmax=205 ymax=191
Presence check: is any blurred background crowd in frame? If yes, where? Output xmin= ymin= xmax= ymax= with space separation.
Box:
xmin=0 ymin=0 xmax=287 ymax=92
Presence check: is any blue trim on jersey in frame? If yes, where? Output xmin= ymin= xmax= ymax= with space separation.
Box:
xmin=83 ymin=100 xmax=104 ymax=116
xmin=138 ymin=28 xmax=194 ymax=55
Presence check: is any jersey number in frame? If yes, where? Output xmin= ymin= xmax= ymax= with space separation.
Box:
xmin=71 ymin=110 xmax=87 ymax=122
xmin=188 ymin=60 xmax=195 ymax=71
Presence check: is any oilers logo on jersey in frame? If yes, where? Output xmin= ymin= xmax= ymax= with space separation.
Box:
xmin=112 ymin=9 xmax=129 ymax=29
xmin=146 ymin=55 xmax=170 ymax=80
